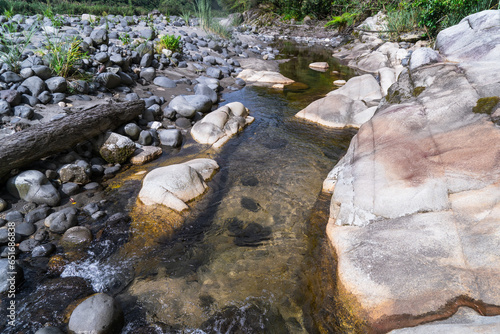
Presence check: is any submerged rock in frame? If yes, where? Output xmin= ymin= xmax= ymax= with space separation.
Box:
xmin=138 ymin=159 xmax=218 ymax=212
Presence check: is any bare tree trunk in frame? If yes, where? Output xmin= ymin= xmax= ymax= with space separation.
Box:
xmin=0 ymin=100 xmax=145 ymax=180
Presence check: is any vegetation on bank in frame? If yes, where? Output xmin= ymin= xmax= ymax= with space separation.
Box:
xmin=0 ymin=0 xmax=498 ymax=38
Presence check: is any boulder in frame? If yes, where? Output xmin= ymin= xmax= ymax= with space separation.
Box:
xmin=236 ymin=69 xmax=294 ymax=87
xmin=157 ymin=129 xmax=182 ymax=147
xmin=327 ymin=74 xmax=382 ymax=104
xmin=90 ymin=29 xmax=108 ymax=46
xmin=68 ymin=293 xmax=123 ymax=334
xmin=7 ymin=170 xmax=60 ymax=206
xmin=60 ymin=226 xmax=92 ymax=249
xmin=45 ymin=77 xmax=67 ymax=94
xmin=98 ymin=132 xmax=136 ymax=164
xmin=59 ymin=164 xmax=90 ymax=184
xmin=194 ymin=83 xmax=218 ymax=104
xmin=309 ymin=62 xmax=329 ymax=71
xmin=436 ymin=10 xmax=500 ymax=63
xmin=96 ymin=73 xmax=121 ymax=89
xmin=0 ymin=258 xmax=23 ymax=294
xmin=138 ymin=159 xmax=219 ymax=212
xmin=21 ymin=76 xmax=46 ymax=97
xmin=322 ymin=12 xmax=500 ymax=331
xmin=295 ymin=94 xmax=371 ymax=128
xmin=409 ymin=47 xmax=442 ymax=71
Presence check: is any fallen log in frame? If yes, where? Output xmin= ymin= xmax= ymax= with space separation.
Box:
xmin=0 ymin=100 xmax=145 ymax=180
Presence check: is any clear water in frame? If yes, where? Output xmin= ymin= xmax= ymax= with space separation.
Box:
xmin=6 ymin=43 xmax=358 ymax=333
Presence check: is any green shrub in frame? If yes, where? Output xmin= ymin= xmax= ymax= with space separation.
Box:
xmin=43 ymin=33 xmax=89 ymax=78
xmin=0 ymin=21 xmax=36 ymax=72
xmin=324 ymin=12 xmax=358 ymax=31
xmin=386 ymin=4 xmax=421 ymax=40
xmin=155 ymin=34 xmax=182 ymax=53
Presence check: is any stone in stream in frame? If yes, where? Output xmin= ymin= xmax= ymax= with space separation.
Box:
xmin=15 ymin=222 xmax=36 ymax=237
xmin=309 ymin=62 xmax=329 ymax=71
xmin=25 ymin=206 xmax=51 ymax=224
xmin=0 ymin=198 xmax=7 ymax=212
xmin=68 ymin=293 xmax=124 ymax=334
xmin=31 ymin=243 xmax=56 ymax=257
xmin=44 ymin=207 xmax=78 ymax=234
xmin=236 ymin=69 xmax=294 ymax=87
xmin=98 ymin=132 xmax=136 ymax=164
xmin=227 ymin=218 xmax=272 ymax=247
xmin=130 ymin=146 xmax=162 ymax=165
xmin=157 ymin=129 xmax=182 ymax=147
xmin=0 ymin=258 xmax=23 ymax=294
xmin=7 ymin=170 xmax=60 ymax=206
xmin=60 ymin=226 xmax=93 ymax=249
xmin=138 ymin=159 xmax=219 ymax=212
xmin=409 ymin=47 xmax=442 ymax=71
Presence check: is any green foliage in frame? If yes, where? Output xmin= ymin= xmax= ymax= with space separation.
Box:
xmin=3 ymin=4 xmax=13 ymax=18
xmin=324 ymin=12 xmax=357 ymax=30
xmin=0 ymin=21 xmax=36 ymax=72
xmin=43 ymin=34 xmax=88 ymax=78
xmin=181 ymin=11 xmax=191 ymax=26
xmin=119 ymin=32 xmax=131 ymax=45
xmin=155 ymin=34 xmax=182 ymax=53
xmin=386 ymin=4 xmax=420 ymax=40
xmin=412 ymin=0 xmax=499 ymax=36
xmin=159 ymin=0 xmax=195 ymax=15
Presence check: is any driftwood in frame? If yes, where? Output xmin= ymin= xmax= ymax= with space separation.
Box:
xmin=0 ymin=100 xmax=145 ymax=179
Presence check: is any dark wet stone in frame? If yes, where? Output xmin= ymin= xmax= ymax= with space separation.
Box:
xmin=19 ymin=238 xmax=40 ymax=252
xmin=227 ymin=218 xmax=272 ymax=247
xmin=5 ymin=210 xmax=23 ymax=222
xmin=261 ymin=136 xmax=288 ymax=150
xmin=241 ymin=176 xmax=259 ymax=187
xmin=32 ymin=242 xmax=56 ymax=257
xmin=201 ymin=302 xmax=287 ymax=334
xmin=241 ymin=197 xmax=260 ymax=212
xmin=15 ymin=222 xmax=36 ymax=237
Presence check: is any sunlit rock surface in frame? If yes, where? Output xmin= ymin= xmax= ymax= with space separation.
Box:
xmin=324 ymin=9 xmax=500 ymax=331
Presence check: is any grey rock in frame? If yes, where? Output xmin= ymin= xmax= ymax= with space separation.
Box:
xmin=1 ymin=71 xmax=23 ymax=83
xmin=7 ymin=170 xmax=60 ymax=206
xmin=90 ymin=29 xmax=108 ymax=46
xmin=184 ymin=94 xmax=213 ymax=113
xmin=169 ymin=95 xmax=196 ymax=118
xmin=32 ymin=243 xmax=56 ymax=257
xmin=139 ymin=67 xmax=155 ymax=82
xmin=203 ymin=56 xmax=216 ymax=65
xmin=68 ymin=293 xmax=123 ymax=334
xmin=51 ymin=93 xmax=66 ymax=103
xmin=138 ymin=130 xmax=152 ymax=145
xmin=5 ymin=210 xmax=23 ymax=222
xmin=15 ymin=222 xmax=36 ymax=237
xmin=19 ymin=68 xmax=34 ymax=78
xmin=153 ymin=76 xmax=176 ymax=88
xmin=157 ymin=129 xmax=182 ymax=147
xmin=135 ymin=42 xmax=154 ymax=57
xmin=140 ymin=28 xmax=156 ymax=40
xmin=60 ymin=182 xmax=80 ymax=196
xmin=0 ymin=89 xmax=21 ymax=106
xmin=94 ymin=52 xmax=110 ymax=63
xmin=140 ymin=53 xmax=152 ymax=67
xmin=25 ymin=206 xmax=51 ymax=224
xmin=117 ymin=72 xmax=134 ymax=86
xmin=109 ymin=53 xmax=124 ymax=66
xmin=0 ymin=100 xmax=11 ymax=116
xmin=45 ymin=77 xmax=67 ymax=93
xmin=125 ymin=93 xmax=139 ymax=101
xmin=96 ymin=72 xmax=121 ymax=89
xmin=21 ymin=76 xmax=46 ymax=97
xmin=409 ymin=47 xmax=442 ymax=71
xmin=83 ymin=203 xmax=99 ymax=215
xmin=38 ymin=91 xmax=52 ymax=104
xmin=20 ymin=94 xmax=38 ymax=107
xmin=194 ymin=83 xmax=218 ymax=104
xmin=44 ymin=207 xmax=78 ymax=233
xmin=124 ymin=123 xmax=141 ymax=140
xmin=19 ymin=238 xmax=40 ymax=252
xmin=206 ymin=67 xmax=223 ymax=79
xmin=20 ymin=55 xmax=43 ymax=69
xmin=175 ymin=117 xmax=192 ymax=129
xmin=32 ymin=65 xmax=52 ymax=80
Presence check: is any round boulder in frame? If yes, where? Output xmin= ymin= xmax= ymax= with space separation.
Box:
xmin=7 ymin=170 xmax=60 ymax=206
xmin=60 ymin=226 xmax=92 ymax=249
xmin=44 ymin=207 xmax=78 ymax=234
xmin=68 ymin=293 xmax=123 ymax=334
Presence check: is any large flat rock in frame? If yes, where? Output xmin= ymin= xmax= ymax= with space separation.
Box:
xmin=324 ymin=10 xmax=500 ymax=331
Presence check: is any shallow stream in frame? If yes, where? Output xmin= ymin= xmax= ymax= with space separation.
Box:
xmin=13 ymin=42 xmax=358 ymax=333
